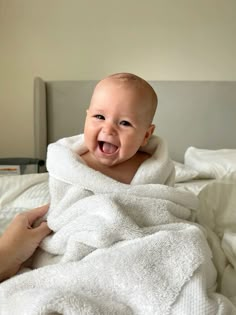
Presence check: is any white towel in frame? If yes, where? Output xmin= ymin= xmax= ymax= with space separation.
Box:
xmin=0 ymin=135 xmax=235 ymax=314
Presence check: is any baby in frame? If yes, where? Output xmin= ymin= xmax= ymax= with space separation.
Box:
xmin=81 ymin=72 xmax=158 ymax=184
xmin=32 ymin=72 xmax=175 ymax=269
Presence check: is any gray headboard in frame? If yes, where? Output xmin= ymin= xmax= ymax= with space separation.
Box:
xmin=34 ymin=78 xmax=236 ymax=162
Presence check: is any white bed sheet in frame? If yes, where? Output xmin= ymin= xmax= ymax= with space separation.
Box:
xmin=197 ymin=172 xmax=236 ymax=303
xmin=175 ymin=179 xmax=215 ymax=195
xmin=0 ymin=173 xmax=49 ymax=235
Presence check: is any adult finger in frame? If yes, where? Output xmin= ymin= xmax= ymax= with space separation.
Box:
xmin=33 ymin=221 xmax=51 ymax=240
xmin=26 ymin=204 xmax=50 ymax=226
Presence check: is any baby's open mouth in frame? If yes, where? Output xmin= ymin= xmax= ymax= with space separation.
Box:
xmin=98 ymin=141 xmax=118 ymax=154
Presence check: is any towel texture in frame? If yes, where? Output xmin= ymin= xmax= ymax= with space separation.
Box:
xmin=0 ymin=135 xmax=235 ymax=314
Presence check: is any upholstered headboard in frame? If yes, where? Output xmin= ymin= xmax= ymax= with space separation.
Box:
xmin=34 ymin=78 xmax=236 ymax=162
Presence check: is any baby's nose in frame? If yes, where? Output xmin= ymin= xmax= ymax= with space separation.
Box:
xmin=102 ymin=122 xmax=117 ymax=135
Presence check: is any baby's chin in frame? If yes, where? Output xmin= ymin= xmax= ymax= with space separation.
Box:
xmin=94 ymin=151 xmax=128 ymax=168
xmin=95 ymin=156 xmax=121 ymax=168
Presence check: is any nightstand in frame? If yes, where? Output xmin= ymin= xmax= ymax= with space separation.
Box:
xmin=0 ymin=158 xmax=45 ymax=175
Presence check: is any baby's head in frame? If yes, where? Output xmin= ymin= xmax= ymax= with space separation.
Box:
xmin=92 ymin=73 xmax=157 ymax=125
xmin=84 ymin=73 xmax=158 ymax=167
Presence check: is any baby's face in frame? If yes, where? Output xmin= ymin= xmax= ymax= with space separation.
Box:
xmin=83 ymin=79 xmax=154 ymax=167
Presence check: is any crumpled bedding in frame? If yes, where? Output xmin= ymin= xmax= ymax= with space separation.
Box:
xmin=197 ymin=171 xmax=236 ymax=305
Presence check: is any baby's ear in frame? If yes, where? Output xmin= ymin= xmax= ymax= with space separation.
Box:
xmin=141 ymin=124 xmax=155 ymax=146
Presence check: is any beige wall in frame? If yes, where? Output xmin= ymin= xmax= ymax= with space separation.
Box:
xmin=0 ymin=0 xmax=236 ymax=158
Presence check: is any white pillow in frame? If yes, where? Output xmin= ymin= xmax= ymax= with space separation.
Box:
xmin=185 ymin=147 xmax=236 ymax=179
xmin=173 ymin=161 xmax=199 ymax=183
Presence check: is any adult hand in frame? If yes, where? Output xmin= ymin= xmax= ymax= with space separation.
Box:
xmin=0 ymin=205 xmax=51 ymax=282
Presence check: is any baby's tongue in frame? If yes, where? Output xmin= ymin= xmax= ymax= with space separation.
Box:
xmin=102 ymin=142 xmax=117 ymax=154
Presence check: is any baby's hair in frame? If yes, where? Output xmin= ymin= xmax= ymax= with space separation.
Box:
xmin=103 ymin=73 xmax=158 ymax=122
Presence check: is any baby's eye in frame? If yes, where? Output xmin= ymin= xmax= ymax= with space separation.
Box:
xmin=120 ymin=120 xmax=132 ymax=127
xmin=94 ymin=114 xmax=105 ymax=120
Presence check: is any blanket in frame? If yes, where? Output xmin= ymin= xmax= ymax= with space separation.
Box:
xmin=0 ymin=135 xmax=235 ymax=315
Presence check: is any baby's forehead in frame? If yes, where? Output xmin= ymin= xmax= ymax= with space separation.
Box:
xmin=91 ymin=74 xmax=157 ymax=120
xmin=93 ymin=79 xmax=152 ymax=109
xmin=96 ymin=78 xmax=153 ymax=105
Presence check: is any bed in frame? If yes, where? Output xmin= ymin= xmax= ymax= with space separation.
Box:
xmin=0 ymin=78 xmax=236 ymax=314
